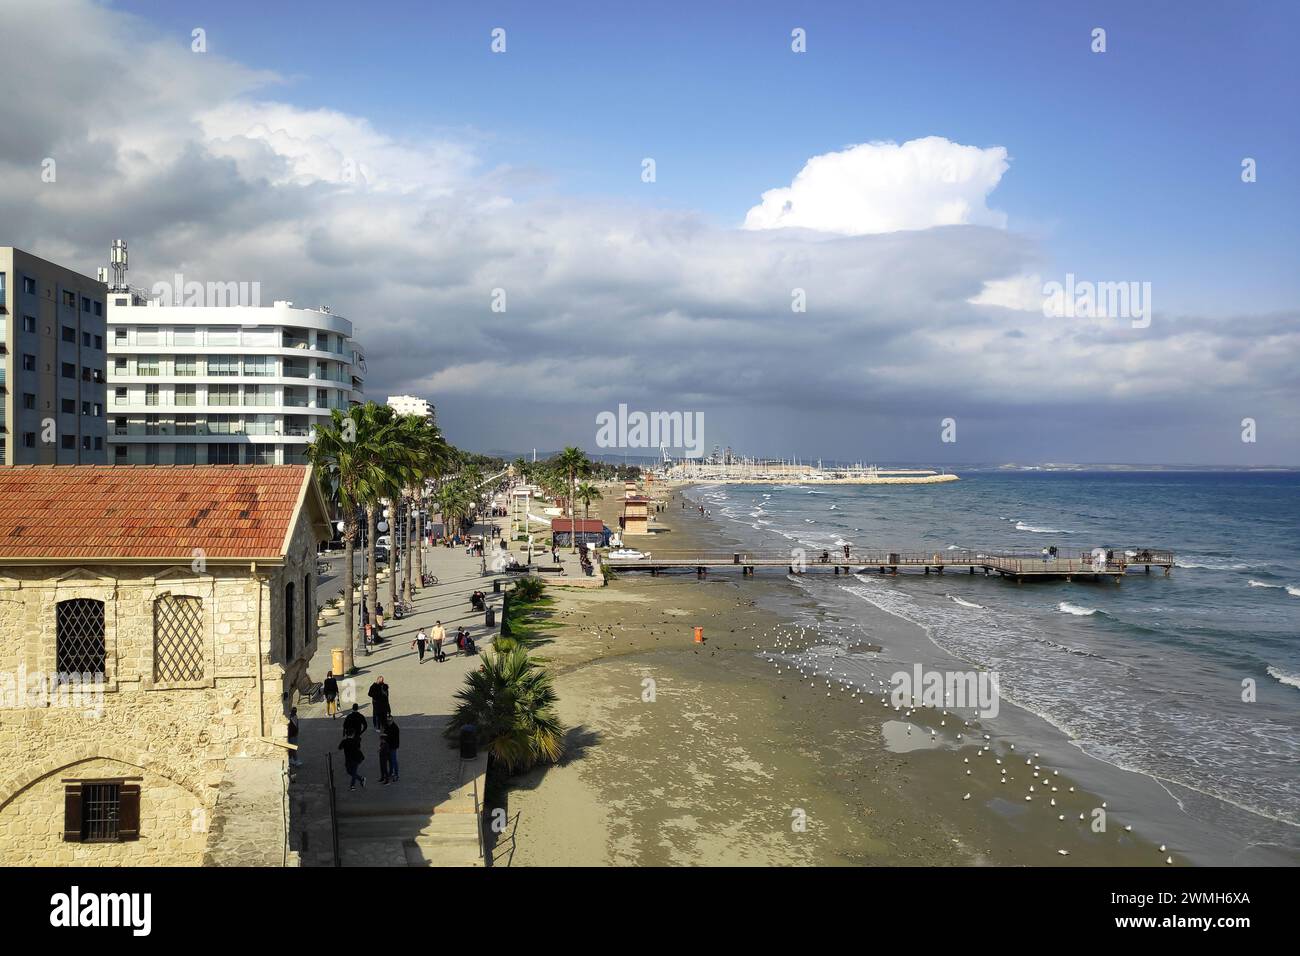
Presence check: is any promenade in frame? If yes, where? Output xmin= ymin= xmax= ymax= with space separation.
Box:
xmin=289 ymin=517 xmax=507 ymax=867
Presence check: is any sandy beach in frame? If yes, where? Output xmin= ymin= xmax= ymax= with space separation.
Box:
xmin=491 ymin=484 xmax=1169 ymax=867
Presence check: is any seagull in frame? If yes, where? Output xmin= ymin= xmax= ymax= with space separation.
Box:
xmin=963 ymin=793 xmax=971 ymax=800
xmin=1058 ymin=849 xmax=1069 ymax=856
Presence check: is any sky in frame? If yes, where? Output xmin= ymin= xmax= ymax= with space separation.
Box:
xmin=1 ymin=0 xmax=1297 ymax=464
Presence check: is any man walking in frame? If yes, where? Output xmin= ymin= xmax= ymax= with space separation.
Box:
xmin=343 ymin=703 xmax=368 ymax=739
xmin=368 ymin=677 xmax=391 ymax=727
xmin=432 ymin=620 xmax=447 ymax=663
xmin=378 ymin=719 xmax=392 ymax=785
xmin=384 ymin=718 xmax=400 ymax=782
xmin=338 ymin=732 xmax=365 ymax=791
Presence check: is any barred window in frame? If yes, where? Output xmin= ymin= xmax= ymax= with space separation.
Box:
xmin=154 ymin=595 xmax=204 ymax=682
xmin=56 ymin=599 xmax=105 ymax=677
xmin=63 ymin=779 xmax=140 ymax=843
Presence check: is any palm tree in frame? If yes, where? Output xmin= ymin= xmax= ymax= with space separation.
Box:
xmin=350 ymin=403 xmax=410 ymax=643
xmin=574 ymin=481 xmax=602 ymax=525
xmin=555 ymin=446 xmax=590 ymax=553
xmin=395 ymin=414 xmax=448 ymax=603
xmin=444 ymin=648 xmax=565 ymax=772
xmin=306 ymin=405 xmax=402 ymax=673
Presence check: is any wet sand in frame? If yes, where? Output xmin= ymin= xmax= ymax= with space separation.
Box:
xmin=497 ymin=489 xmax=1169 ymax=866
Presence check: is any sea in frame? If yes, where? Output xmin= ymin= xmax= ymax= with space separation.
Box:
xmin=680 ymin=470 xmax=1300 ymax=865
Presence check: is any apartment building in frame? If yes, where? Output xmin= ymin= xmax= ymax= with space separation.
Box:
xmin=386 ymin=394 xmax=434 ymax=419
xmin=0 ymin=248 xmax=108 ymax=465
xmin=106 ymin=297 xmax=366 ymax=465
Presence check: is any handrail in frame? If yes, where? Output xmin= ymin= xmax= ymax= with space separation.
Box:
xmin=606 ymin=547 xmax=1173 ymax=560
xmin=326 ymin=752 xmax=341 ymax=867
xmin=473 ymin=775 xmax=486 ymax=865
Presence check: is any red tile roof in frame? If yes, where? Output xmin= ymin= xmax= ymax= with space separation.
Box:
xmin=550 ymin=518 xmax=605 ymax=533
xmin=0 ymin=465 xmax=321 ymax=561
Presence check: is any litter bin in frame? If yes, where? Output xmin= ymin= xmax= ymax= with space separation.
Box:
xmin=331 ymin=647 xmax=344 ymax=676
xmin=493 ymin=579 xmax=501 ymax=594
xmin=460 ymin=725 xmax=478 ymax=760
xmin=485 ymin=606 xmax=495 ymax=628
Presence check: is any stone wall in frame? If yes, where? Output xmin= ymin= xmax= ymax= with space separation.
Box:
xmin=0 ymin=510 xmax=320 ymax=866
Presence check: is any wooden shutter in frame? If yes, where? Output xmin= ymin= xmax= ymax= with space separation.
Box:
xmin=63 ymin=783 xmax=83 ymax=842
xmin=118 ymin=783 xmax=141 ymax=841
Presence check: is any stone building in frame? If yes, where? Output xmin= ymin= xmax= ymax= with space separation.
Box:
xmin=0 ymin=464 xmax=330 ymax=866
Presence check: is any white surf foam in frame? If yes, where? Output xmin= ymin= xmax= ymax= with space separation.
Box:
xmin=1058 ymin=602 xmax=1097 ymax=617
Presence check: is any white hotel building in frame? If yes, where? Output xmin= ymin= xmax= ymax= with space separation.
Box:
xmin=106 ymin=297 xmax=365 ymax=465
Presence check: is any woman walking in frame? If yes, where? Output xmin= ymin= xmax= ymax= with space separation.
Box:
xmin=323 ymin=671 xmax=339 ymax=718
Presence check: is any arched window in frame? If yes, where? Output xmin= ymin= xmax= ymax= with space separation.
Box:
xmin=284 ymin=581 xmax=295 ymax=661
xmin=56 ymin=599 xmax=106 ymax=676
xmin=154 ymin=595 xmax=205 ymax=681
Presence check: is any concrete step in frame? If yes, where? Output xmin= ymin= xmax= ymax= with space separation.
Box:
xmin=339 ymin=812 xmax=480 ymax=842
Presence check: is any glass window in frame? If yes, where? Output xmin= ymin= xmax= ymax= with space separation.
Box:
xmin=136 ymin=357 xmax=160 ymax=377
xmin=174 ymin=356 xmax=197 ymax=376
xmin=207 ymin=385 xmax=238 ymax=406
xmin=175 ymin=385 xmax=196 ymax=406
xmin=22 ymin=315 xmax=36 ymax=332
xmin=62 ymin=326 xmax=76 ymax=342
xmin=207 ymin=356 xmax=239 ymax=376
xmin=61 ymin=362 xmax=75 ymax=379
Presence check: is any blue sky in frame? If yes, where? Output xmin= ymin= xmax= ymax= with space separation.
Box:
xmin=117 ymin=0 xmax=1299 ymax=315
xmin=3 ymin=1 xmax=1296 ymax=462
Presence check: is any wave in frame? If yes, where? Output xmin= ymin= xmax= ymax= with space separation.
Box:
xmin=1178 ymin=560 xmax=1253 ymax=571
xmin=947 ymin=595 xmax=985 ymax=610
xmin=1249 ymin=580 xmax=1283 ymax=589
xmin=1058 ymin=602 xmax=1097 ymax=617
xmin=1267 ymin=666 xmax=1300 ymax=690
xmin=1015 ymin=521 xmax=1069 ymax=534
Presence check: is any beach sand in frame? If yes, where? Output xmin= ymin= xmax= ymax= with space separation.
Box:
xmin=492 ymin=485 xmax=1167 ymax=867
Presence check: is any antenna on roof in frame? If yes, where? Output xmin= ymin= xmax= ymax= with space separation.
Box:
xmin=108 ymin=239 xmax=128 ymax=292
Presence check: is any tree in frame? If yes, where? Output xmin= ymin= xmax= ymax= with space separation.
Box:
xmin=555 ymin=447 xmax=591 ymax=553
xmin=306 ymin=404 xmax=406 ymax=673
xmin=444 ymin=647 xmax=565 ymax=772
xmin=574 ymin=481 xmax=602 ymax=524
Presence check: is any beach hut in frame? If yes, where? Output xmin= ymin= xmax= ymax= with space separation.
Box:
xmin=621 ymin=495 xmax=652 ymax=535
xmin=551 ymin=518 xmax=609 ymax=547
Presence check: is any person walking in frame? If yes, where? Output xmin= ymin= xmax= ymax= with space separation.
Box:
xmin=378 ymin=719 xmax=392 ymax=785
xmin=367 ymin=677 xmax=391 ymax=727
xmin=338 ymin=732 xmax=365 ymax=791
xmin=287 ymin=706 xmax=301 ymax=768
xmin=323 ymin=671 xmax=340 ymax=718
xmin=432 ymin=620 xmax=447 ymax=663
xmin=384 ymin=718 xmax=400 ymax=782
xmin=411 ymin=628 xmax=428 ymax=663
xmin=343 ymin=703 xmax=368 ymax=739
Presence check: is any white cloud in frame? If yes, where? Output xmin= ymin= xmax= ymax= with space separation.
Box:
xmin=968 ymin=274 xmax=1047 ymax=312
xmin=0 ymin=1 xmax=1295 ymax=463
xmin=743 ymin=136 xmax=1009 ymax=235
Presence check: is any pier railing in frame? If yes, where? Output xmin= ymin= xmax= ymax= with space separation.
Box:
xmin=604 ymin=547 xmax=1174 ymax=574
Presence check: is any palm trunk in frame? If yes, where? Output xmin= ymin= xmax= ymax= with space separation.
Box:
xmin=403 ymin=496 xmax=414 ymax=603
xmin=569 ymin=473 xmax=577 ymax=553
xmin=366 ymin=503 xmax=378 ymax=643
xmin=387 ymin=502 xmax=397 ymax=618
xmin=415 ymin=499 xmax=424 ymax=583
xmin=342 ymin=523 xmax=356 ymax=674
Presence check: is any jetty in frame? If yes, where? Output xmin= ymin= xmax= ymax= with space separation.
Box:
xmin=604 ymin=547 xmax=1174 ymax=584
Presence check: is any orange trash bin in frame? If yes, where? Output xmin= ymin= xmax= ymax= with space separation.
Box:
xmin=693 ymin=626 xmax=704 ymax=644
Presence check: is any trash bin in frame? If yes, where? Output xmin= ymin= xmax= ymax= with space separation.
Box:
xmin=485 ymin=606 xmax=495 ymax=629
xmin=331 ymin=647 xmax=344 ymax=676
xmin=460 ymin=725 xmax=478 ymax=760
xmin=493 ymin=579 xmax=501 ymax=594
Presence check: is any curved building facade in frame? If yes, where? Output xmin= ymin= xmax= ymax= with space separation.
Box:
xmin=106 ymin=298 xmax=365 ymax=465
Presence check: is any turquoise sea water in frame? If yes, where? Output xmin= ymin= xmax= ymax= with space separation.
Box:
xmin=682 ymin=471 xmax=1300 ymax=860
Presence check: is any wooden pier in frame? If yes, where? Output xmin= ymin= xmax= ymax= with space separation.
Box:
xmin=604 ymin=547 xmax=1174 ymax=584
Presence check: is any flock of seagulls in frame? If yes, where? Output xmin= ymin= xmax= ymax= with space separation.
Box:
xmin=748 ymin=620 xmax=1176 ymax=865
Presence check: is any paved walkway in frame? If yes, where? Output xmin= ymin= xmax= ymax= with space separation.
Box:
xmin=289 ymin=517 xmax=508 ymax=867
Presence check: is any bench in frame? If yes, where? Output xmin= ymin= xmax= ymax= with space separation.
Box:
xmin=534 ymin=564 xmax=566 ymax=575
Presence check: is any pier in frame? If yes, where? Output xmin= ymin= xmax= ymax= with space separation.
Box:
xmin=604 ymin=547 xmax=1175 ymax=584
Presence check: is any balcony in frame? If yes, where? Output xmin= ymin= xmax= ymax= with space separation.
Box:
xmin=282 ymin=363 xmax=311 ymax=379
